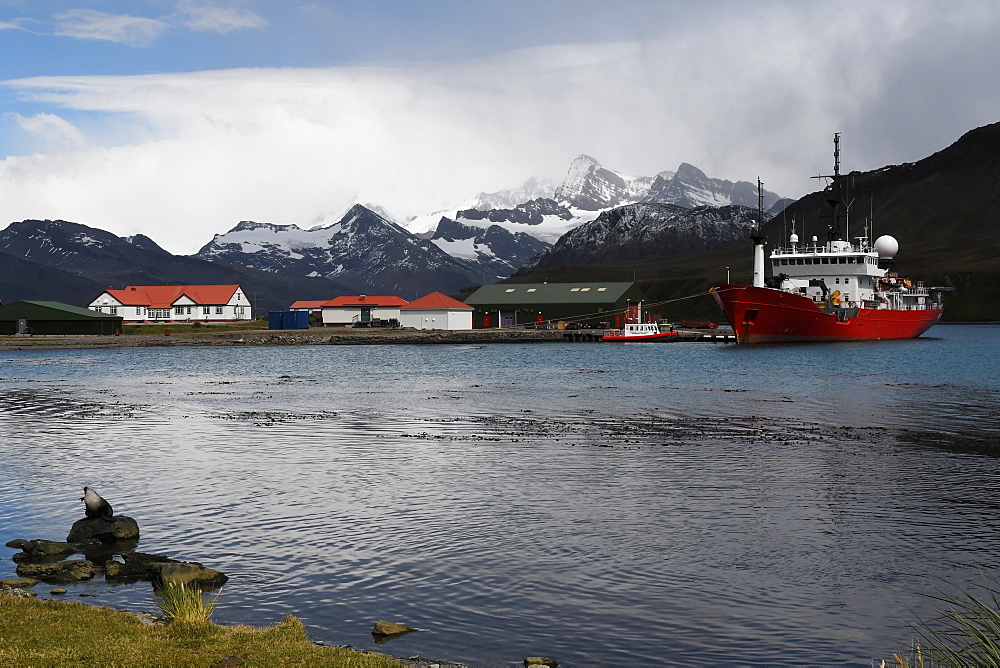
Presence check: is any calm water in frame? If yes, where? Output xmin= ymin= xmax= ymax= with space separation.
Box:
xmin=2 ymin=324 xmax=999 ymax=667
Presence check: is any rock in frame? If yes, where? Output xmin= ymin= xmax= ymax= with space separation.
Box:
xmin=0 ymin=587 xmax=37 ymax=598
xmin=372 ymin=620 xmax=416 ymax=641
xmin=10 ymin=539 xmax=79 ymax=562
xmin=524 ymin=658 xmax=558 ymax=667
xmin=5 ymin=539 xmax=29 ymax=549
xmin=16 ymin=559 xmax=96 ymax=583
xmin=67 ymin=516 xmax=140 ymax=543
xmin=50 ymin=588 xmax=68 ymax=595
xmin=1 ymin=577 xmax=39 ymax=589
xmin=104 ymin=551 xmax=175 ymax=580
xmin=149 ymin=561 xmax=228 ymax=588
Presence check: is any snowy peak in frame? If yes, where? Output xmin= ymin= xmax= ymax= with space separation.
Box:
xmin=554 ymin=155 xmax=654 ymax=211
xmin=469 ymin=177 xmax=556 ymax=211
xmin=430 ymin=216 xmax=551 ymax=279
xmin=195 ymin=204 xmax=484 ymax=295
xmin=644 ymin=163 xmax=783 ymax=210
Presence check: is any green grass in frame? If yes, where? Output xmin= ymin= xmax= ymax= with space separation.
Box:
xmin=154 ymin=581 xmax=220 ymax=623
xmin=0 ymin=595 xmax=401 ymax=667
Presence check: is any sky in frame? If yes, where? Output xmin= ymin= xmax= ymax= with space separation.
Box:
xmin=1 ymin=0 xmax=999 ymax=254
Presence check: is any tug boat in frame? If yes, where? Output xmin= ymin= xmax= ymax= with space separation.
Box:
xmin=602 ymin=302 xmax=678 ymax=342
xmin=711 ymin=134 xmax=944 ymax=344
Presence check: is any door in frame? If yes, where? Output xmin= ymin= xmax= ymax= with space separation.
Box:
xmin=360 ymin=307 xmax=371 ymax=322
xmin=500 ymin=311 xmax=515 ymax=328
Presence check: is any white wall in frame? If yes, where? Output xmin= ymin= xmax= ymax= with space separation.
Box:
xmin=322 ymin=306 xmax=402 ymax=326
xmin=400 ymin=309 xmax=473 ymax=330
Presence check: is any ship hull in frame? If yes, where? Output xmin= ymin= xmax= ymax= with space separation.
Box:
xmin=712 ymin=284 xmax=942 ymax=344
xmin=601 ymin=332 xmax=678 ymax=342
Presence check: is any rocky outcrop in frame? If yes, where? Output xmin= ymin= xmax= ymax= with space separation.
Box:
xmin=16 ymin=559 xmax=96 ymax=583
xmin=104 ymin=551 xmax=228 ymax=588
xmin=67 ymin=516 xmax=140 ymax=543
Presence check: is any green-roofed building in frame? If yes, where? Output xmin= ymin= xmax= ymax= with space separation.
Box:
xmin=0 ymin=301 xmax=123 ymax=335
xmin=464 ymin=282 xmax=646 ymax=329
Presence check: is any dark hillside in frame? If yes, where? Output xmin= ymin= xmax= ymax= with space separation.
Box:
xmin=0 ymin=220 xmax=357 ymax=314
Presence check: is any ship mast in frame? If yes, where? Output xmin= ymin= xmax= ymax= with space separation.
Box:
xmin=751 ymin=178 xmax=767 ymax=287
xmin=813 ymin=132 xmax=845 ymax=243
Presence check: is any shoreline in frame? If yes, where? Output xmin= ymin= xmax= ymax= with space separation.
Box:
xmin=0 ymin=327 xmax=570 ymax=350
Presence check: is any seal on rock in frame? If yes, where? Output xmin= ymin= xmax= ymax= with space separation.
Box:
xmin=81 ymin=486 xmax=114 ymax=521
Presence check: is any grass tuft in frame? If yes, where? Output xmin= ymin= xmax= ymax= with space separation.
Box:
xmin=887 ymin=572 xmax=1000 ymax=667
xmin=154 ymin=581 xmax=220 ymax=623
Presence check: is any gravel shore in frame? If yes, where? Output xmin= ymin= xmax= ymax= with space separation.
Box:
xmin=0 ymin=327 xmax=570 ymax=351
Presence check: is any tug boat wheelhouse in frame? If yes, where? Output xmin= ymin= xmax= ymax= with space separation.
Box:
xmin=712 ymin=134 xmax=944 ymax=344
xmin=601 ymin=301 xmax=678 ymax=342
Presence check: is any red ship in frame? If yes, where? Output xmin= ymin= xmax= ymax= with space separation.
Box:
xmin=712 ymin=134 xmax=945 ymax=344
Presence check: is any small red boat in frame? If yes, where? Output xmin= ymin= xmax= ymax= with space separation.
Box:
xmin=602 ymin=302 xmax=678 ymax=342
xmin=712 ymin=134 xmax=945 ymax=344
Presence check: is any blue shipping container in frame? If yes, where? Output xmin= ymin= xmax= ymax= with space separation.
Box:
xmin=268 ymin=311 xmax=284 ymax=330
xmin=281 ymin=310 xmax=309 ymax=330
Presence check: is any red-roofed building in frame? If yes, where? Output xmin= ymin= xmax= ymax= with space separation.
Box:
xmin=88 ymin=285 xmax=251 ymax=322
xmin=320 ymin=295 xmax=408 ymax=327
xmin=289 ymin=300 xmax=326 ymax=318
xmin=399 ymin=292 xmax=473 ymax=330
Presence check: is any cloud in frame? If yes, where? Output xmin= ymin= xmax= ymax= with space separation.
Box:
xmin=177 ymin=1 xmax=268 ymax=34
xmin=54 ymin=9 xmax=168 ymax=47
xmin=2 ymin=1 xmax=999 ymax=255
xmin=6 ymin=112 xmax=89 ymax=150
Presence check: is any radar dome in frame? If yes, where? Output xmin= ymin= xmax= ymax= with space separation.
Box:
xmin=874 ymin=235 xmax=898 ymax=259
xmin=789 ymin=233 xmax=799 ymax=244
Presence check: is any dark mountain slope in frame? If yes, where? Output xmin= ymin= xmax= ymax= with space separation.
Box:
xmin=0 ymin=219 xmax=356 ymax=313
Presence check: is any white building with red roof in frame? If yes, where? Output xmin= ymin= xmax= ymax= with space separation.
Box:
xmin=399 ymin=292 xmax=473 ymax=330
xmin=88 ymin=285 xmax=252 ymax=323
xmin=320 ymin=295 xmax=409 ymax=327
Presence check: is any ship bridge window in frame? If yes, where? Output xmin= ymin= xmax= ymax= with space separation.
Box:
xmin=821 ymin=258 xmax=829 ymax=264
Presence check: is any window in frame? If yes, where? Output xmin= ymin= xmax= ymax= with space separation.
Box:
xmin=186 ymin=306 xmax=192 ymax=315
xmin=174 ymin=307 xmax=184 ymax=315
xmin=597 ymin=287 xmax=607 ymax=292
xmin=579 ymin=287 xmax=590 ymax=292
xmin=505 ymin=288 xmax=515 ymax=293
xmin=570 ymin=287 xmax=580 ymax=292
xmin=203 ymin=306 xmax=211 ymax=315
xmin=109 ymin=306 xmax=117 ymax=315
xmin=526 ymin=288 xmax=536 ymax=293
xmin=215 ymin=306 xmax=224 ymax=314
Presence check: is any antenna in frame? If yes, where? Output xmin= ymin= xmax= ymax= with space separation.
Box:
xmin=812 ymin=132 xmax=846 ymax=243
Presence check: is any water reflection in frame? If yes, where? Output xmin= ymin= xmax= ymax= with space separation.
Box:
xmin=1 ymin=327 xmax=999 ymax=666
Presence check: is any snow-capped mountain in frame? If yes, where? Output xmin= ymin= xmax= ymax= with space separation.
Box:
xmin=554 ymin=155 xmax=667 ymax=211
xmin=643 ymin=163 xmax=783 ymax=210
xmin=429 ymin=216 xmax=552 ymax=279
xmin=522 ymin=203 xmax=762 ymax=271
xmin=467 ymin=177 xmax=556 ymax=211
xmin=196 ymin=204 xmax=484 ymax=296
